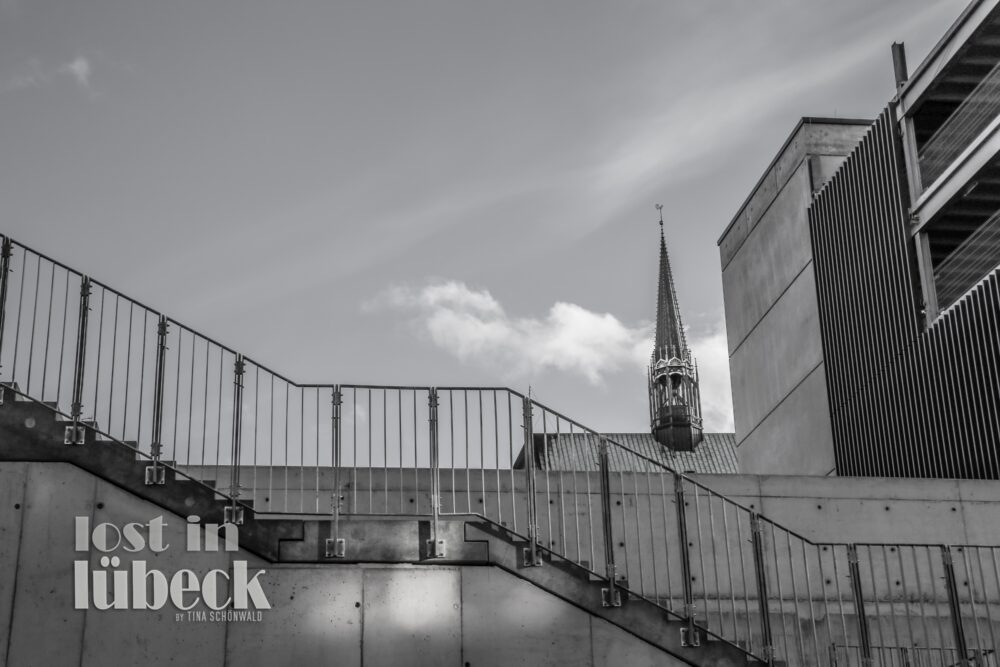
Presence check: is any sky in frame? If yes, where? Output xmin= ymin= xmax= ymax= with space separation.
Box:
xmin=0 ymin=0 xmax=970 ymax=434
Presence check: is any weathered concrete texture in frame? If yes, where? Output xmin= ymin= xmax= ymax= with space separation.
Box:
xmin=0 ymin=463 xmax=27 ymax=667
xmin=80 ymin=481 xmax=230 ymax=667
xmin=462 ymin=565 xmax=593 ymax=666
xmin=736 ymin=365 xmax=835 ymax=476
xmin=462 ymin=566 xmax=689 ymax=667
xmin=729 ymin=268 xmax=826 ymax=440
xmin=6 ymin=463 xmax=96 ymax=667
xmin=723 ymin=162 xmax=815 ymax=353
xmin=693 ymin=474 xmax=1000 ymax=546
xmin=226 ymin=566 xmax=363 ymax=666
xmin=362 ymin=567 xmax=462 ymax=667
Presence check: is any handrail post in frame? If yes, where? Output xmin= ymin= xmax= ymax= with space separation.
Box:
xmin=598 ymin=438 xmax=621 ymax=607
xmin=65 ymin=276 xmax=91 ymax=445
xmin=426 ymin=387 xmax=445 ymax=558
xmin=0 ymin=237 xmax=12 ymax=380
xmin=750 ymin=512 xmax=774 ymax=664
xmin=848 ymin=544 xmax=873 ymax=667
xmin=521 ymin=396 xmax=542 ymax=567
xmin=943 ymin=546 xmax=971 ymax=666
xmin=144 ymin=315 xmax=169 ymax=485
xmin=674 ymin=472 xmax=700 ymax=647
xmin=325 ymin=385 xmax=346 ymax=558
xmin=225 ymin=355 xmax=245 ymax=526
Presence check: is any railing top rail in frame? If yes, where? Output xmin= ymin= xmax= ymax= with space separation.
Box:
xmin=340 ymin=383 xmax=434 ymax=392
xmin=4 ymin=235 xmax=166 ymax=317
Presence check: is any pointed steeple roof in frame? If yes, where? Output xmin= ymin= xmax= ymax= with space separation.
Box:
xmin=653 ymin=208 xmax=688 ymax=360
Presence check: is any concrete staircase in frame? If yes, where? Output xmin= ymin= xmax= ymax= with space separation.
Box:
xmin=0 ymin=383 xmax=757 ymax=666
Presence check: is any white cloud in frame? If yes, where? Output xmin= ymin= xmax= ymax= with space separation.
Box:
xmin=688 ymin=323 xmax=734 ymax=433
xmin=2 ymin=57 xmax=93 ymax=94
xmin=367 ymin=280 xmax=736 ymax=431
xmin=60 ymin=57 xmax=92 ymax=88
xmin=367 ymin=280 xmax=650 ymax=385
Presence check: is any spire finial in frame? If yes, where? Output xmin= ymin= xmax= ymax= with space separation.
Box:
xmin=655 ymin=203 xmax=664 ymax=229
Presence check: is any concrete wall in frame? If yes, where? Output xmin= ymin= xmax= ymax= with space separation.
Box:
xmin=718 ymin=119 xmax=870 ymax=475
xmin=0 ymin=461 xmax=686 ymax=667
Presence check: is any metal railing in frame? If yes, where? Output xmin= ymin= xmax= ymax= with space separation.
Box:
xmin=918 ymin=58 xmax=1000 ymax=189
xmin=0 ymin=234 xmax=998 ymax=666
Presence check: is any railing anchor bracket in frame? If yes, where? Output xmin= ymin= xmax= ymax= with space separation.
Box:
xmin=64 ymin=425 xmax=85 ymax=445
xmin=601 ymin=587 xmax=622 ymax=608
xmin=521 ymin=547 xmax=542 ymax=567
xmin=224 ymin=505 xmax=244 ymax=526
xmin=325 ymin=537 xmax=346 ymax=559
xmin=680 ymin=626 xmax=701 ymax=648
xmin=144 ymin=465 xmax=166 ymax=485
xmin=426 ymin=538 xmax=446 ymax=559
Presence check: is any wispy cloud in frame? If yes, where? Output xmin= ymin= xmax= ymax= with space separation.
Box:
xmin=59 ymin=57 xmax=92 ymax=88
xmin=366 ymin=280 xmax=735 ymax=430
xmin=2 ymin=56 xmax=93 ymax=94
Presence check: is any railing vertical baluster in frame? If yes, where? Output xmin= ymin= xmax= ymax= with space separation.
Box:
xmin=521 ymin=396 xmax=541 ymax=567
xmin=326 ymin=385 xmax=346 ymax=558
xmin=598 ymin=438 xmax=621 ymax=608
xmin=943 ymin=545 xmax=971 ymax=666
xmin=0 ymin=238 xmax=12 ymax=381
xmin=674 ymin=472 xmax=699 ymax=647
xmin=65 ymin=276 xmax=91 ymax=445
xmin=145 ymin=315 xmax=168 ymax=485
xmin=225 ymin=354 xmax=245 ymax=525
xmin=848 ymin=544 xmax=873 ymax=666
xmin=427 ymin=387 xmax=444 ymax=558
xmin=750 ymin=513 xmax=774 ymax=664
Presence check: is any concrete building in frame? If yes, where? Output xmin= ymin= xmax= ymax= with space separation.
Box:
xmin=718 ymin=120 xmax=870 ymax=476
xmin=721 ymin=0 xmax=1000 ymax=478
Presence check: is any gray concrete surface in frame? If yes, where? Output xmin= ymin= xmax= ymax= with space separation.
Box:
xmin=719 ymin=119 xmax=869 ymax=476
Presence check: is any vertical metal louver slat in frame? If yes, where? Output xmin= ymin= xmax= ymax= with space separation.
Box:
xmin=880 ymin=118 xmax=925 ymax=476
xmin=842 ymin=142 xmax=881 ymax=475
xmin=965 ymin=295 xmax=992 ymax=478
xmin=884 ymin=112 xmax=923 ymax=344
xmin=941 ymin=314 xmax=971 ymax=478
xmin=863 ymin=123 xmax=899 ymax=477
xmin=810 ymin=195 xmax=850 ymax=474
xmin=832 ymin=161 xmax=867 ymax=475
xmin=953 ymin=305 xmax=982 ymax=478
xmin=979 ymin=274 xmax=1000 ymax=477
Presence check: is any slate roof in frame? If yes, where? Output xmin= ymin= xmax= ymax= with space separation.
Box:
xmin=515 ymin=432 xmax=738 ymax=474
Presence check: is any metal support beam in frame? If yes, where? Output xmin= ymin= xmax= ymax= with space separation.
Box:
xmin=674 ymin=472 xmax=699 ymax=647
xmin=0 ymin=237 xmax=12 ymax=374
xmin=426 ymin=387 xmax=445 ymax=558
xmin=598 ymin=439 xmax=621 ymax=608
xmin=848 ymin=545 xmax=873 ymax=667
xmin=65 ymin=276 xmax=90 ymax=445
xmin=942 ymin=546 xmax=971 ymax=666
xmin=750 ymin=513 xmax=774 ymax=664
xmin=325 ymin=385 xmax=346 ymax=559
xmin=145 ymin=315 xmax=168 ymax=485
xmin=225 ymin=354 xmax=245 ymax=526
xmin=522 ymin=396 xmax=541 ymax=567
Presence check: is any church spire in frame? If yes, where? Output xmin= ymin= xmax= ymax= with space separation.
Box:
xmin=648 ymin=204 xmax=703 ymax=451
xmin=653 ymin=204 xmax=688 ymax=361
